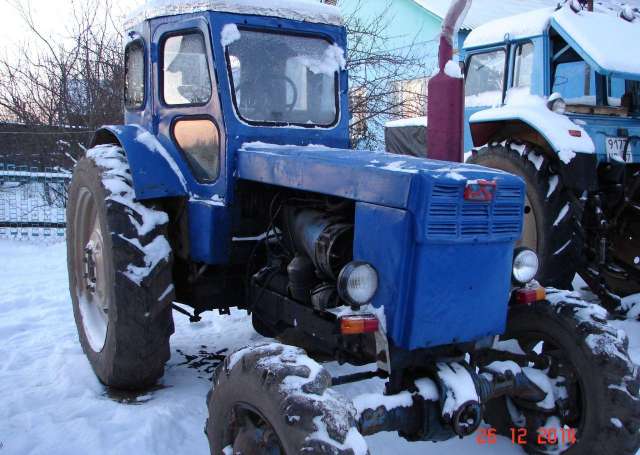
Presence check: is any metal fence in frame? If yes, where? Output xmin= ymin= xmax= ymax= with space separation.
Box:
xmin=0 ymin=163 xmax=70 ymax=239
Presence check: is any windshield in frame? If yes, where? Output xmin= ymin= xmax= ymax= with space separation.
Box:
xmin=225 ymin=28 xmax=342 ymax=127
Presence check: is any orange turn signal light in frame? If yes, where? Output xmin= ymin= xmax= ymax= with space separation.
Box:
xmin=514 ymin=286 xmax=546 ymax=304
xmin=340 ymin=315 xmax=379 ymax=335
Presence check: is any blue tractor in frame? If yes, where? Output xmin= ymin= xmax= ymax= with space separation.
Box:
xmin=464 ymin=1 xmax=640 ymax=309
xmin=66 ymin=0 xmax=639 ymax=453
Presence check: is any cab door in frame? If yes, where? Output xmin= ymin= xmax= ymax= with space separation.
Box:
xmin=151 ymin=16 xmax=227 ymax=202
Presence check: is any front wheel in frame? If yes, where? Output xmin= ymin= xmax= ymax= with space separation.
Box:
xmin=206 ymin=342 xmax=367 ymax=454
xmin=482 ymin=294 xmax=640 ymax=454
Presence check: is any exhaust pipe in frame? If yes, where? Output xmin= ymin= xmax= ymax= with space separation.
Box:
xmin=426 ymin=0 xmax=472 ymax=163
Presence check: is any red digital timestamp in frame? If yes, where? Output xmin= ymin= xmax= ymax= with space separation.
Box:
xmin=476 ymin=427 xmax=577 ymax=446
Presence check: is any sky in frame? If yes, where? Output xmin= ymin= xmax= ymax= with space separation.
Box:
xmin=0 ymin=0 xmax=145 ymax=51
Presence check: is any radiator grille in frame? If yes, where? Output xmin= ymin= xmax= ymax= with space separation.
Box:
xmin=426 ymin=183 xmax=523 ymax=240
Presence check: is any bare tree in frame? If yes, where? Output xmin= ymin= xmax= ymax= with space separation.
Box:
xmin=0 ymin=0 xmax=124 ymax=129
xmin=342 ymin=0 xmax=436 ymax=149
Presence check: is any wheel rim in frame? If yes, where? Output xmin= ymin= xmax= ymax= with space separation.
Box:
xmin=228 ymin=403 xmax=284 ymax=455
xmin=519 ymin=193 xmax=538 ymax=251
xmin=504 ymin=331 xmax=584 ymax=453
xmin=73 ymin=187 xmax=109 ymax=353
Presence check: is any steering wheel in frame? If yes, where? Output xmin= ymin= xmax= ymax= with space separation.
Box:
xmin=235 ymin=75 xmax=298 ymax=112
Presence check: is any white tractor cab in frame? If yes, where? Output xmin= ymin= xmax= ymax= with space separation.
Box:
xmin=463 ymin=2 xmax=640 ymax=309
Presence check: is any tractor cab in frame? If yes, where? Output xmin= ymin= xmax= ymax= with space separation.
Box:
xmin=463 ymin=3 xmax=640 ymax=306
xmin=463 ymin=4 xmax=640 ymax=164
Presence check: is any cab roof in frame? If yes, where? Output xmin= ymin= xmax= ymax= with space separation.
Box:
xmin=124 ymin=0 xmax=343 ymax=30
xmin=464 ymin=4 xmax=640 ymax=80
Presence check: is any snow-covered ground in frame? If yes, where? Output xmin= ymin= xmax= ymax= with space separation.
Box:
xmin=0 ymin=239 xmax=638 ymax=454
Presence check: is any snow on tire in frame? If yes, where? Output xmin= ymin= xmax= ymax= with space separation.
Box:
xmin=206 ymin=342 xmax=368 ymax=454
xmin=468 ymin=141 xmax=578 ymax=289
xmin=66 ymin=144 xmax=175 ymax=390
xmin=483 ymin=292 xmax=640 ymax=454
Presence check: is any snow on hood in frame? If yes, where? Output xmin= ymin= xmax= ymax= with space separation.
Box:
xmin=125 ymin=0 xmax=344 ymax=29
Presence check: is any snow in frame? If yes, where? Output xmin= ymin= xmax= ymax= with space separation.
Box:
xmin=385 ymin=117 xmax=428 ymax=128
xmin=414 ymin=0 xmax=560 ymax=31
xmin=120 ymin=235 xmax=172 ymax=286
xmin=134 ymin=128 xmax=188 ymax=192
xmin=378 ymin=161 xmax=419 ymax=174
xmin=125 ymin=0 xmax=344 ymax=30
xmin=551 ymin=6 xmax=640 ymax=77
xmin=294 ymin=43 xmax=346 ymax=76
xmin=465 ymin=90 xmax=503 ymax=108
xmin=444 ymin=60 xmax=463 ymax=78
xmin=464 ymin=7 xmax=555 ymax=48
xmin=554 ymin=239 xmax=572 ymax=256
xmin=353 ymin=391 xmax=414 ymax=417
xmin=436 ymin=362 xmax=479 ymax=420
xmin=553 ymin=203 xmax=570 ymax=226
xmin=220 ymin=23 xmax=241 ymax=47
xmin=547 ymin=175 xmax=559 ymax=198
xmin=470 ymin=92 xmax=595 ymax=155
xmin=4 ymin=240 xmax=640 ymax=454
xmin=87 ymin=145 xmax=170 ymax=237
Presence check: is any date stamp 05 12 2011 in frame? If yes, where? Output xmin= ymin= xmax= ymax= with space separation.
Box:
xmin=476 ymin=427 xmax=577 ymax=446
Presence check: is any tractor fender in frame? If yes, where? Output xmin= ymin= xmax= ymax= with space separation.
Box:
xmin=469 ymin=102 xmax=595 ymax=161
xmin=91 ymin=125 xmax=188 ymax=200
xmin=469 ymin=103 xmax=598 ymax=191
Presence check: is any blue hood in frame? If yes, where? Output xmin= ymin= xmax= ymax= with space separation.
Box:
xmin=236 ymin=143 xmax=521 ymax=214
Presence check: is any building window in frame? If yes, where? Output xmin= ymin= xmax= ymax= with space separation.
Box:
xmin=162 ymin=32 xmax=212 ymax=106
xmin=124 ymin=40 xmax=145 ymax=110
xmin=393 ymin=77 xmax=428 ymax=118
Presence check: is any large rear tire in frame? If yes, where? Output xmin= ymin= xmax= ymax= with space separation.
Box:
xmin=482 ymin=294 xmax=640 ymax=454
xmin=206 ymin=342 xmax=367 ymax=454
xmin=468 ymin=142 xmax=578 ymax=289
xmin=66 ymin=144 xmax=175 ymax=390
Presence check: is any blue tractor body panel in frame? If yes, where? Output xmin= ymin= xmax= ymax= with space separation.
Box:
xmin=239 ymin=144 xmax=525 ymax=349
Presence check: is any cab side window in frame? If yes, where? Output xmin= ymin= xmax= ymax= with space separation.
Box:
xmin=162 ymin=32 xmax=212 ymax=106
xmin=125 ymin=40 xmax=146 ymax=110
xmin=512 ymin=42 xmax=535 ymax=94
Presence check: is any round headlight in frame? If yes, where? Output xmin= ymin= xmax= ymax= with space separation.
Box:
xmin=547 ymin=93 xmax=566 ymax=114
xmin=337 ymin=261 xmax=379 ymax=306
xmin=512 ymin=248 xmax=539 ymax=284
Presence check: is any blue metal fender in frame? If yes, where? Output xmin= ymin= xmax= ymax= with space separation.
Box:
xmin=92 ymin=124 xmax=188 ymax=200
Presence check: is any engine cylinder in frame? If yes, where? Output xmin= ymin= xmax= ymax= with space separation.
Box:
xmin=287 ymin=209 xmax=353 ymax=279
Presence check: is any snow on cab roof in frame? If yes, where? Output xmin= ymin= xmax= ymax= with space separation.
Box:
xmin=124 ymin=0 xmax=343 ymax=30
xmin=464 ymin=3 xmax=640 ymax=77
xmin=464 ymin=2 xmax=640 ymax=49
xmin=552 ymin=6 xmax=640 ymax=77
xmin=463 ymin=7 xmax=555 ymax=48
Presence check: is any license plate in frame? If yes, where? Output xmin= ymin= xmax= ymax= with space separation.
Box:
xmin=606 ymin=136 xmax=633 ymax=163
